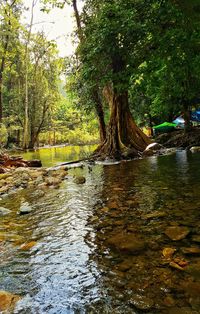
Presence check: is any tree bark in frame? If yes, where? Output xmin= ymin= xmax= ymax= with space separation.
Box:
xmin=94 ymin=87 xmax=151 ymax=159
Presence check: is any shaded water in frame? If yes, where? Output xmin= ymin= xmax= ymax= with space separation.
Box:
xmin=1 ymin=150 xmax=200 ymax=313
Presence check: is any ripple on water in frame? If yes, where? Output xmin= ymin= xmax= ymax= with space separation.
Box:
xmin=1 ymin=153 xmax=200 ymax=313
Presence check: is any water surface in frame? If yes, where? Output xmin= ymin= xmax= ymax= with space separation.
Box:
xmin=0 ymin=150 xmax=200 ymax=313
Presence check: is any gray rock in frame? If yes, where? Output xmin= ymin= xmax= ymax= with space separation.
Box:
xmin=19 ymin=202 xmax=33 ymax=215
xmin=73 ymin=176 xmax=86 ymax=184
xmin=130 ymin=294 xmax=154 ymax=310
xmin=0 ymin=207 xmax=11 ymax=216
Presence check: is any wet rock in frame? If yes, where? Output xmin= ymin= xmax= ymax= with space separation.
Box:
xmin=45 ymin=177 xmax=62 ymax=186
xmin=163 ymin=295 xmax=176 ymax=307
xmin=162 ymin=247 xmax=176 ymax=259
xmin=184 ymin=282 xmax=200 ymax=297
xmin=191 ymin=235 xmax=200 ymax=243
xmin=30 ymin=189 xmax=45 ymax=198
xmin=106 ymin=232 xmax=146 ymax=255
xmin=19 ymin=202 xmax=33 ymax=214
xmin=169 ymin=261 xmax=185 ymax=271
xmin=27 ymin=159 xmax=42 ymax=167
xmin=168 ymin=307 xmax=199 ymax=314
xmin=181 ymin=247 xmax=200 ymax=255
xmin=190 ymin=146 xmax=200 ymax=153
xmin=143 ymin=142 xmax=163 ymax=156
xmin=20 ymin=241 xmax=37 ymax=250
xmin=165 ymin=226 xmax=190 ymax=241
xmin=0 ymin=290 xmax=21 ymax=312
xmin=117 ymin=260 xmax=133 ymax=272
xmin=0 ymin=207 xmax=11 ymax=216
xmin=129 ymin=294 xmax=154 ymax=310
xmin=143 ymin=211 xmax=167 ymax=220
xmin=73 ymin=176 xmax=86 ymax=184
xmin=35 ymin=175 xmax=44 ymax=185
xmin=186 ymin=261 xmax=200 ymax=279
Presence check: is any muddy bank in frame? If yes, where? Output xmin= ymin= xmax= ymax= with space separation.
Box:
xmin=156 ymin=127 xmax=200 ymax=148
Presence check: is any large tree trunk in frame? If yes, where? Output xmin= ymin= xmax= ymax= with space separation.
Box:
xmin=94 ymin=87 xmax=151 ymax=159
xmin=93 ymin=91 xmax=106 ymax=142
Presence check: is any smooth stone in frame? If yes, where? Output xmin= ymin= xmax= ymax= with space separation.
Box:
xmin=20 ymin=241 xmax=37 ymax=250
xmin=182 ymin=247 xmax=200 ymax=255
xmin=129 ymin=294 xmax=154 ymax=310
xmin=0 ymin=207 xmax=11 ymax=216
xmin=162 ymin=247 xmax=176 ymax=259
xmin=106 ymin=232 xmax=146 ymax=254
xmin=73 ymin=176 xmax=86 ymax=184
xmin=186 ymin=261 xmax=200 ymax=279
xmin=190 ymin=146 xmax=200 ymax=153
xmin=0 ymin=290 xmax=21 ymax=312
xmin=31 ymin=190 xmax=45 ymax=198
xmin=165 ymin=226 xmax=190 ymax=241
xmin=143 ymin=211 xmax=167 ymax=220
xmin=168 ymin=307 xmax=199 ymax=314
xmin=192 ymin=235 xmax=200 ymax=243
xmin=184 ymin=282 xmax=200 ymax=297
xmin=19 ymin=202 xmax=33 ymax=214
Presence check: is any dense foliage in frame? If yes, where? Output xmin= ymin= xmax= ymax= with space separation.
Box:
xmin=1 ymin=0 xmax=200 ymax=154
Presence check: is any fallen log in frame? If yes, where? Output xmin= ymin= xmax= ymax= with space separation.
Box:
xmin=0 ymin=153 xmax=42 ymax=169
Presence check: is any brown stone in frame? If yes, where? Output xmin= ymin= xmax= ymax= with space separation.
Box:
xmin=0 ymin=290 xmax=21 ymax=312
xmin=130 ymin=294 xmax=154 ymax=310
xmin=165 ymin=226 xmax=190 ymax=241
xmin=106 ymin=232 xmax=146 ymax=254
xmin=162 ymin=247 xmax=176 ymax=259
xmin=20 ymin=241 xmax=37 ymax=250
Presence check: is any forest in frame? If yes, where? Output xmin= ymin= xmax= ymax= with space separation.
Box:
xmin=1 ymin=0 xmax=200 ymax=158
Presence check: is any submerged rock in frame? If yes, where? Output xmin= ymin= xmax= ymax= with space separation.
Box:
xmin=142 ymin=211 xmax=167 ymax=220
xmin=0 ymin=290 xmax=21 ymax=312
xmin=19 ymin=202 xmax=33 ymax=215
xmin=164 ymin=226 xmax=190 ymax=241
xmin=168 ymin=307 xmax=199 ymax=314
xmin=181 ymin=247 xmax=200 ymax=255
xmin=190 ymin=146 xmax=200 ymax=153
xmin=130 ymin=294 xmax=154 ymax=310
xmin=162 ymin=247 xmax=176 ymax=259
xmin=73 ymin=176 xmax=86 ymax=184
xmin=0 ymin=207 xmax=11 ymax=216
xmin=106 ymin=232 xmax=146 ymax=254
xmin=20 ymin=241 xmax=37 ymax=250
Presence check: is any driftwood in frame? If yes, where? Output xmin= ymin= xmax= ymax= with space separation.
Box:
xmin=0 ymin=153 xmax=42 ymax=173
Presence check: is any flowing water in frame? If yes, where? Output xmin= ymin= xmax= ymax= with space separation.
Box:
xmin=1 ymin=148 xmax=200 ymax=313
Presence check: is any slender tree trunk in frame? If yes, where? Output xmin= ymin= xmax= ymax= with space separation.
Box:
xmin=72 ymin=0 xmax=106 ymax=142
xmin=23 ymin=0 xmax=36 ymax=149
xmin=94 ymin=87 xmax=151 ymax=159
xmin=183 ymin=103 xmax=192 ymax=133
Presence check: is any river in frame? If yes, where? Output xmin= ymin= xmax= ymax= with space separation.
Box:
xmin=1 ymin=146 xmax=200 ymax=313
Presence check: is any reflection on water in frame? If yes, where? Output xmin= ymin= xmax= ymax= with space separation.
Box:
xmin=0 ymin=150 xmax=200 ymax=313
xmin=13 ymin=145 xmax=97 ymax=167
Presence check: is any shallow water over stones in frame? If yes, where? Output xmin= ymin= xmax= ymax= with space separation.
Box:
xmin=0 ymin=150 xmax=200 ymax=313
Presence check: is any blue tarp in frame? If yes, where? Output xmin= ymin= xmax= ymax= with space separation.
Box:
xmin=191 ymin=110 xmax=200 ymax=122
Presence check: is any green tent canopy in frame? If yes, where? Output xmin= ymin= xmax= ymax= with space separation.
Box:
xmin=153 ymin=122 xmax=177 ymax=134
xmin=153 ymin=122 xmax=177 ymax=129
